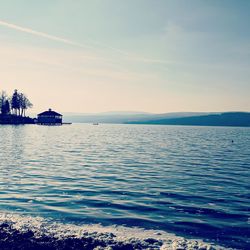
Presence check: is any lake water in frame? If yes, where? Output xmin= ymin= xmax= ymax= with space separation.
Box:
xmin=0 ymin=124 xmax=249 ymax=249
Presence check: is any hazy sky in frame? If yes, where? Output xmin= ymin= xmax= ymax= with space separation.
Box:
xmin=0 ymin=0 xmax=249 ymax=114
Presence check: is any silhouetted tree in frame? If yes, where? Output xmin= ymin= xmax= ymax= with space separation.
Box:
xmin=1 ymin=89 xmax=33 ymax=117
xmin=4 ymin=100 xmax=11 ymax=114
xmin=11 ymin=89 xmax=20 ymax=116
xmin=0 ymin=91 xmax=8 ymax=115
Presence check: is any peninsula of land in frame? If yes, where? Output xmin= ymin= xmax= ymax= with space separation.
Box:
xmin=0 ymin=114 xmax=34 ymax=125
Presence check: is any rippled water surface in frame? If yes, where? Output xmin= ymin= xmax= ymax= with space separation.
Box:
xmin=0 ymin=124 xmax=249 ymax=249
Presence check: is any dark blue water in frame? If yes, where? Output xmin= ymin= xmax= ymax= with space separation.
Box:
xmin=0 ymin=124 xmax=249 ymax=249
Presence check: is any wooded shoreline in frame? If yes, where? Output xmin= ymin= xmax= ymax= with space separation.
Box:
xmin=0 ymin=114 xmax=34 ymax=124
xmin=0 ymin=89 xmax=33 ymax=124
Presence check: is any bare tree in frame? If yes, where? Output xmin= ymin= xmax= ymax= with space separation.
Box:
xmin=11 ymin=89 xmax=20 ymax=116
xmin=19 ymin=93 xmax=33 ymax=117
xmin=4 ymin=100 xmax=11 ymax=114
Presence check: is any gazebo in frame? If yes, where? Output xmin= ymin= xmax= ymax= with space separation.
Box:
xmin=37 ymin=109 xmax=62 ymax=125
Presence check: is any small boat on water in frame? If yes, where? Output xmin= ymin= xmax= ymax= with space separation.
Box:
xmin=93 ymin=122 xmax=99 ymax=125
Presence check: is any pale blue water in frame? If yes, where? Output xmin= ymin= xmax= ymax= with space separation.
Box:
xmin=0 ymin=124 xmax=249 ymax=249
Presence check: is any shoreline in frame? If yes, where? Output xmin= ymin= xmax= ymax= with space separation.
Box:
xmin=0 ymin=114 xmax=34 ymax=125
xmin=0 ymin=213 xmax=227 ymax=250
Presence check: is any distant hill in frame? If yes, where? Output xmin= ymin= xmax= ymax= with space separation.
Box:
xmin=63 ymin=113 xmax=154 ymax=124
xmin=126 ymin=112 xmax=250 ymax=127
xmin=63 ymin=112 xmax=212 ymax=124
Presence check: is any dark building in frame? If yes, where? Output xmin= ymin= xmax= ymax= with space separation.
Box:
xmin=37 ymin=109 xmax=62 ymax=125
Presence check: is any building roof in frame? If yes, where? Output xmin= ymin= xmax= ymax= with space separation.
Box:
xmin=38 ymin=109 xmax=62 ymax=116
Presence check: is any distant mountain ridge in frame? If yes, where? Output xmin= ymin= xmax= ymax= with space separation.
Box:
xmin=63 ymin=112 xmax=213 ymax=124
xmin=126 ymin=112 xmax=250 ymax=127
xmin=60 ymin=111 xmax=250 ymax=127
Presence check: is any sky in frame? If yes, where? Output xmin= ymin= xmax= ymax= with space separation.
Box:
xmin=0 ymin=0 xmax=249 ymax=114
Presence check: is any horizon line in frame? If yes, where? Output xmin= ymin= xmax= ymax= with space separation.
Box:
xmin=27 ymin=110 xmax=249 ymax=115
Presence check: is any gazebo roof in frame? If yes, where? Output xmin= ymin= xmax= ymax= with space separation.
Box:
xmin=38 ymin=109 xmax=62 ymax=116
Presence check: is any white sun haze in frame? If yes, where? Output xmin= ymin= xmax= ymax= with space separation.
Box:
xmin=0 ymin=0 xmax=249 ymax=113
